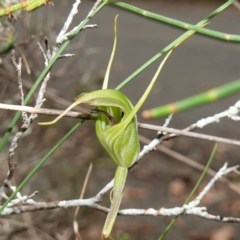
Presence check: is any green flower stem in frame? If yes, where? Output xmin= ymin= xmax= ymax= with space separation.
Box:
xmin=0 ymin=1 xmax=107 ymax=154
xmin=105 ymin=1 xmax=240 ymax=42
xmin=142 ymin=78 xmax=240 ymax=119
xmin=102 ymin=166 xmax=128 ymax=239
xmin=115 ymin=0 xmax=237 ymax=90
xmin=158 ymin=144 xmax=218 ymax=240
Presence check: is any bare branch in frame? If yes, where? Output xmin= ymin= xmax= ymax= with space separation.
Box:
xmin=56 ymin=0 xmax=82 ymax=45
xmin=1 ymin=103 xmax=240 ymax=146
xmin=1 ymin=164 xmax=239 ymax=226
xmin=191 ymin=100 xmax=240 ymax=129
xmin=138 ymin=122 xmax=240 ymax=147
xmin=0 ymin=103 xmax=96 ymax=120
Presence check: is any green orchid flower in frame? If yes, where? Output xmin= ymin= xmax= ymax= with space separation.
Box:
xmin=39 ymin=15 xmax=205 ymax=240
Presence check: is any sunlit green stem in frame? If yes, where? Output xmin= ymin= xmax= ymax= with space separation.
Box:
xmin=142 ymin=78 xmax=240 ymax=119
xmin=0 ymin=0 xmax=50 ymax=16
xmin=104 ymin=0 xmax=240 ymax=42
xmin=102 ymin=166 xmax=127 ymax=239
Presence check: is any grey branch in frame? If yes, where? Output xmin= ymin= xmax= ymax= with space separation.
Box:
xmin=0 ymin=103 xmax=96 ymax=120
xmin=1 ymin=103 xmax=240 ymax=146
xmin=138 ymin=122 xmax=240 ymax=147
xmin=1 ymin=164 xmax=239 ymax=225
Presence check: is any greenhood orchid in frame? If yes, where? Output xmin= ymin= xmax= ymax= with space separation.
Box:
xmin=39 ymin=16 xmax=205 ymax=240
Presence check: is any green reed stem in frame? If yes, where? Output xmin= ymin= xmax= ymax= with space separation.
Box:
xmin=0 ymin=0 xmax=46 ymax=16
xmin=142 ymin=78 xmax=240 ymax=119
xmin=106 ymin=0 xmax=240 ymax=42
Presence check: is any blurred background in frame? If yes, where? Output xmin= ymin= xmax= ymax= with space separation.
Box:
xmin=0 ymin=1 xmax=240 ymax=239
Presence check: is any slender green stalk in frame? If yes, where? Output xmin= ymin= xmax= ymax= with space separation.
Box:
xmin=158 ymin=144 xmax=218 ymax=240
xmin=115 ymin=0 xmax=236 ymax=90
xmin=105 ymin=1 xmax=240 ymax=42
xmin=0 ymin=0 xmax=50 ymax=16
xmin=0 ymin=120 xmax=84 ymax=213
xmin=0 ymin=1 xmax=107 ymax=154
xmin=0 ymin=1 xmax=107 ymax=213
xmin=142 ymin=78 xmax=240 ymax=119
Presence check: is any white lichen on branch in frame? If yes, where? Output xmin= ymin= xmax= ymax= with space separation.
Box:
xmin=1 ymin=164 xmax=239 ymax=226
